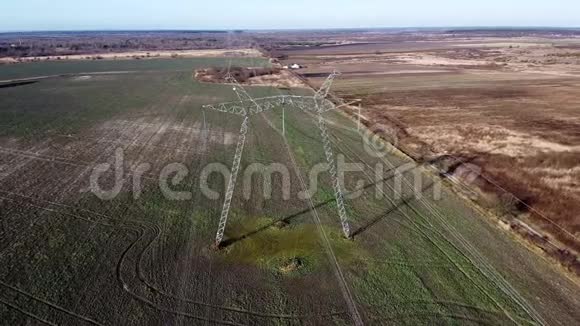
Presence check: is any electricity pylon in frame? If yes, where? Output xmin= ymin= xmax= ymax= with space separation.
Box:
xmin=203 ymin=71 xmax=352 ymax=248
xmin=211 ymin=75 xmax=250 ymax=248
xmin=313 ymin=72 xmax=351 ymax=238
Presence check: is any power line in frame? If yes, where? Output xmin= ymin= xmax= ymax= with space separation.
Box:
xmin=205 ymin=71 xmax=354 ymax=247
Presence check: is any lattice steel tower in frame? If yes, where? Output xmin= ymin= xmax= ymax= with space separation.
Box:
xmin=203 ymin=72 xmax=352 ymax=247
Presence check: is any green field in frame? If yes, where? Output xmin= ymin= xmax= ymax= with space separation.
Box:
xmin=0 ymin=57 xmax=269 ymax=81
xmin=0 ymin=58 xmax=578 ymax=325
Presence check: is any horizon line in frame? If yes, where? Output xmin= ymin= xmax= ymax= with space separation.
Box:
xmin=1 ymin=25 xmax=580 ymax=34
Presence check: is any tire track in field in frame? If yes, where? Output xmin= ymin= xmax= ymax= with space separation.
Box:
xmin=330 ymin=136 xmax=526 ymax=324
xmin=0 ymin=74 xmax=173 ymax=322
xmin=0 ymin=88 xmax=216 ymax=324
xmin=0 ymin=139 xmax=55 ymax=235
xmin=0 ymin=192 xmax=246 ymax=325
xmin=0 ymin=112 xmax=147 ymax=260
xmin=0 ymin=195 xmax=110 ymax=325
xmin=124 ymin=217 xmax=347 ymax=321
xmin=0 ymin=297 xmax=57 ymax=326
xmin=143 ymin=97 xmax=204 ymax=319
xmin=395 ymin=299 xmax=537 ymax=325
xmin=111 ymin=100 xmax=350 ymax=322
xmin=0 ymin=127 xmax=128 ymax=324
xmin=0 ymin=71 xmax=140 ymax=84
xmin=298 ymin=112 xmax=523 ymax=323
xmin=326 ymin=114 xmax=547 ymax=325
xmin=0 ymin=146 xmax=158 ymax=181
xmin=1 ymin=93 xmax=345 ymax=323
xmin=325 ymin=126 xmax=543 ymax=325
xmin=369 ymin=311 xmax=498 ymax=325
xmin=1 ymin=128 xmax=346 ymax=324
xmin=260 ymin=112 xmax=364 ymax=326
xmin=120 ymin=109 xmax=349 ymax=322
xmin=337 ymin=133 xmax=546 ymax=325
xmin=4 ymin=143 xmax=275 ymax=323
xmin=0 ymin=280 xmax=101 ymax=325
xmin=0 ymin=139 xmax=53 ymax=184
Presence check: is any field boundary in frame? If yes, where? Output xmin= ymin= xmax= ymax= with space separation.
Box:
xmin=0 ymin=48 xmax=263 ymax=64
xmin=334 ymin=101 xmax=580 ymax=281
xmin=285 ymin=66 xmax=580 ymax=280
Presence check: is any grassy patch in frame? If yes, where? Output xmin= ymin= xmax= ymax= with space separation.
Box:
xmin=0 ymin=57 xmax=270 ymax=80
xmin=221 ymin=216 xmax=365 ymax=275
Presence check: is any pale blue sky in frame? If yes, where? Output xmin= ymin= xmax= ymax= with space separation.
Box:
xmin=1 ymin=0 xmax=579 ymax=32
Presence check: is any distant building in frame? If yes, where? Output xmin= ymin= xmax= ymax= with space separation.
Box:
xmin=282 ymin=63 xmax=303 ymax=70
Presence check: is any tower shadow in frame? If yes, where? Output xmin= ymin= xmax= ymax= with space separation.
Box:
xmin=220 ymin=172 xmax=398 ymax=248
xmin=350 ymin=181 xmax=436 ymax=238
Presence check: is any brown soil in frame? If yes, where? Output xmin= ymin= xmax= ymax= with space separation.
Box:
xmin=279 ymin=257 xmax=304 ymax=273
xmin=356 ymin=83 xmax=580 ymax=253
xmin=195 ymin=66 xmax=307 ymax=88
xmin=272 ymin=34 xmax=580 ymax=273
